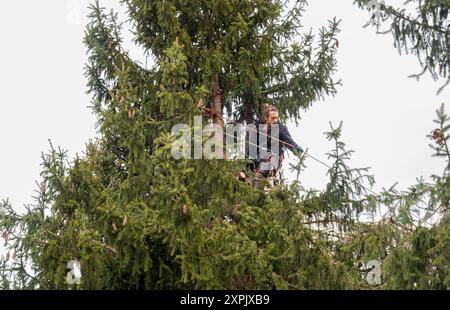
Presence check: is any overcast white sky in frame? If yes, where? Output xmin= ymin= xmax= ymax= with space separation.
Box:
xmin=0 ymin=0 xmax=448 ymax=212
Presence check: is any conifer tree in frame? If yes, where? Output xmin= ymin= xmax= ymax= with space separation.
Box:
xmin=354 ymin=0 xmax=450 ymax=93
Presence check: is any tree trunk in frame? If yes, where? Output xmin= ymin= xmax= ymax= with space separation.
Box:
xmin=212 ymin=72 xmax=224 ymax=158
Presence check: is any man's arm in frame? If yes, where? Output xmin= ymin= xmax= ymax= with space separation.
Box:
xmin=279 ymin=124 xmax=304 ymax=154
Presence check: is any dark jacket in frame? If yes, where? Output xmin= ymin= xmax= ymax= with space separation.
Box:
xmin=246 ymin=122 xmax=302 ymax=170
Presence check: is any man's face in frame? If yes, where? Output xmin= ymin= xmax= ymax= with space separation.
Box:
xmin=268 ymin=111 xmax=279 ymax=125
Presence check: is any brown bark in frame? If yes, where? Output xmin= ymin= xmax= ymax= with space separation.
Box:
xmin=212 ymin=72 xmax=224 ymax=158
xmin=212 ymin=73 xmax=224 ymax=128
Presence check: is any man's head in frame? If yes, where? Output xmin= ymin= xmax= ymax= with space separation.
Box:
xmin=263 ymin=103 xmax=278 ymax=126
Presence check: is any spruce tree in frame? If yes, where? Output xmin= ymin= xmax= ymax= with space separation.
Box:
xmin=354 ymin=0 xmax=450 ymax=93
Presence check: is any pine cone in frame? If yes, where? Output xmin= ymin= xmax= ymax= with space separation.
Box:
xmin=196 ymin=99 xmax=204 ymax=110
xmin=128 ymin=110 xmax=136 ymax=120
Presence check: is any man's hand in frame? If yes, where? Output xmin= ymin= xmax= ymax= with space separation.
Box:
xmin=293 ymin=146 xmax=304 ymax=157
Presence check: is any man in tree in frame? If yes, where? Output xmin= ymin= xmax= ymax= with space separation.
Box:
xmin=250 ymin=103 xmax=304 ymax=189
